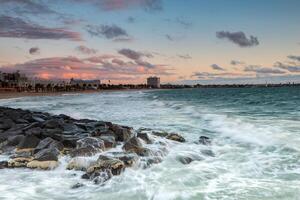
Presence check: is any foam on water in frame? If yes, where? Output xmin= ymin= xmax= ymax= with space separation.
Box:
xmin=0 ymin=88 xmax=299 ymax=200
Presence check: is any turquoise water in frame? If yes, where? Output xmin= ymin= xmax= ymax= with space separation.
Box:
xmin=0 ymin=87 xmax=299 ymax=200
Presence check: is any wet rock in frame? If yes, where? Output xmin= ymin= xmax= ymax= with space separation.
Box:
xmin=25 ymin=127 xmax=42 ymax=136
xmin=137 ymin=132 xmax=153 ymax=144
xmin=152 ymin=131 xmax=169 ymax=137
xmin=15 ymin=119 xmax=29 ymax=124
xmin=92 ymin=169 xmax=112 ymax=185
xmin=17 ymin=135 xmax=40 ymax=150
xmin=122 ymin=136 xmax=151 ymax=156
xmin=27 ymin=160 xmax=58 ymax=170
xmin=109 ymin=124 xmax=132 ymax=142
xmin=110 ymin=152 xmax=139 ymax=167
xmin=34 ymin=147 xmax=60 ymax=161
xmin=67 ymin=157 xmax=96 ymax=171
xmin=71 ymin=183 xmax=84 ymax=189
xmin=178 ymin=156 xmax=193 ymax=164
xmin=88 ymin=155 xmax=125 ymax=176
xmin=99 ymin=135 xmax=116 ymax=149
xmin=0 ymin=161 xmax=8 ymax=169
xmin=76 ymin=137 xmax=105 ymax=150
xmin=166 ymin=133 xmax=185 ymax=143
xmin=34 ymin=137 xmax=64 ymax=153
xmin=8 ymin=157 xmax=33 ymax=168
xmin=199 ymin=136 xmax=211 ymax=145
xmin=69 ymin=146 xmax=100 ymax=157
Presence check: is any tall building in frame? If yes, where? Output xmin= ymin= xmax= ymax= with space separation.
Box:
xmin=147 ymin=76 xmax=160 ymax=88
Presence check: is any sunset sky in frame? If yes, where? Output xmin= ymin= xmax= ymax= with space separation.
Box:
xmin=0 ymin=0 xmax=300 ymax=84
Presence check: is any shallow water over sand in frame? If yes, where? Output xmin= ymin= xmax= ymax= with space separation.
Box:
xmin=0 ymin=87 xmax=299 ymax=200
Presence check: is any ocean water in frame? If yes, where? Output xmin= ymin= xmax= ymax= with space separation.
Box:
xmin=0 ymin=87 xmax=299 ymax=200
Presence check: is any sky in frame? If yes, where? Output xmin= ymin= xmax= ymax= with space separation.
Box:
xmin=0 ymin=0 xmax=300 ymax=84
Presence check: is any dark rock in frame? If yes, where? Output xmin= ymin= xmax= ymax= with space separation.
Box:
xmin=81 ymin=173 xmax=90 ymax=179
xmin=7 ymin=135 xmax=25 ymax=146
xmin=31 ymin=115 xmax=46 ymax=123
xmin=88 ymin=155 xmax=125 ymax=176
xmin=22 ymin=122 xmax=40 ymax=132
xmin=43 ymin=119 xmax=64 ymax=129
xmin=34 ymin=137 xmax=64 ymax=153
xmin=34 ymin=147 xmax=60 ymax=161
xmin=76 ymin=137 xmax=105 ymax=150
xmin=70 ymin=146 xmax=100 ymax=157
xmin=166 ymin=133 xmax=185 ymax=143
xmin=71 ymin=183 xmax=84 ymax=189
xmin=25 ymin=127 xmax=42 ymax=136
xmin=10 ymin=151 xmax=32 ymax=159
xmin=199 ymin=136 xmax=211 ymax=145
xmin=137 ymin=132 xmax=153 ymax=144
xmin=113 ymin=153 xmax=139 ymax=167
xmin=0 ymin=117 xmax=15 ymax=130
xmin=15 ymin=119 xmax=29 ymax=124
xmin=0 ymin=161 xmax=8 ymax=169
xmin=17 ymin=135 xmax=40 ymax=149
xmin=92 ymin=169 xmax=112 ymax=185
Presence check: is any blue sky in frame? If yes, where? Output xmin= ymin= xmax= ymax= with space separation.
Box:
xmin=0 ymin=0 xmax=299 ymax=84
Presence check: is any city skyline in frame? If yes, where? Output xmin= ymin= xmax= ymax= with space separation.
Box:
xmin=0 ymin=0 xmax=300 ymax=84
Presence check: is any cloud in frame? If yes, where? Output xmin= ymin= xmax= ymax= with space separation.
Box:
xmin=118 ymin=48 xmax=153 ymax=60
xmin=127 ymin=16 xmax=136 ymax=23
xmin=274 ymin=62 xmax=300 ymax=73
xmin=244 ymin=65 xmax=286 ymax=74
xmin=85 ymin=24 xmax=129 ymax=40
xmin=216 ymin=31 xmax=259 ymax=47
xmin=29 ymin=47 xmax=40 ymax=55
xmin=0 ymin=0 xmax=56 ymax=15
xmin=0 ymin=15 xmax=82 ymax=41
xmin=75 ymin=45 xmax=97 ymax=55
xmin=176 ymin=17 xmax=192 ymax=29
xmin=287 ymin=55 xmax=300 ymax=62
xmin=165 ymin=34 xmax=174 ymax=41
xmin=191 ymin=72 xmax=243 ymax=79
xmin=178 ymin=54 xmax=192 ymax=59
xmin=230 ymin=60 xmax=245 ymax=65
xmin=211 ymin=64 xmax=226 ymax=71
xmin=0 ymin=55 xmax=171 ymax=81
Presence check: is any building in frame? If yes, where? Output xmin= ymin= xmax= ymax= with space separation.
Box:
xmin=0 ymin=71 xmax=29 ymax=89
xmin=70 ymin=78 xmax=101 ymax=89
xmin=147 ymin=76 xmax=160 ymax=88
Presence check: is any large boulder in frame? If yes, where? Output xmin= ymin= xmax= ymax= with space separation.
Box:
xmin=76 ymin=137 xmax=105 ymax=150
xmin=0 ymin=117 xmax=15 ymax=131
xmin=69 ymin=146 xmax=100 ymax=157
xmin=123 ymin=137 xmax=151 ymax=156
xmin=25 ymin=127 xmax=42 ymax=136
xmin=17 ymin=135 xmax=40 ymax=150
xmin=34 ymin=137 xmax=63 ymax=153
xmin=166 ymin=133 xmax=185 ymax=143
xmin=137 ymin=132 xmax=153 ymax=144
xmin=87 ymin=155 xmax=125 ymax=176
xmin=43 ymin=118 xmax=64 ymax=129
xmin=109 ymin=124 xmax=132 ymax=142
xmin=7 ymin=135 xmax=25 ymax=146
xmin=33 ymin=147 xmax=60 ymax=161
xmin=99 ymin=135 xmax=116 ymax=149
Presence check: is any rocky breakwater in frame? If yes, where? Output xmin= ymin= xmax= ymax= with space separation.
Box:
xmin=0 ymin=106 xmax=202 ymax=185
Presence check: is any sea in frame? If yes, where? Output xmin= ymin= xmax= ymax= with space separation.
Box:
xmin=0 ymin=87 xmax=299 ymax=200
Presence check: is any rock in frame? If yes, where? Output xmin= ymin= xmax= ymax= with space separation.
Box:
xmin=25 ymin=127 xmax=42 ymax=136
xmin=10 ymin=151 xmax=32 ymax=159
xmin=17 ymin=135 xmax=40 ymax=150
xmin=69 ymin=146 xmax=100 ymax=157
xmin=152 ymin=131 xmax=169 ymax=137
xmin=34 ymin=137 xmax=63 ymax=153
xmin=34 ymin=147 xmax=60 ymax=161
xmin=178 ymin=156 xmax=193 ymax=164
xmin=0 ymin=161 xmax=8 ymax=169
xmin=166 ymin=133 xmax=185 ymax=142
xmin=67 ymin=157 xmax=96 ymax=171
xmin=8 ymin=157 xmax=33 ymax=168
xmin=92 ymin=169 xmax=112 ymax=185
xmin=137 ymin=132 xmax=153 ymax=144
xmin=99 ymin=135 xmax=116 ymax=149
xmin=123 ymin=136 xmax=143 ymax=151
xmin=0 ymin=117 xmax=15 ymax=130
xmin=110 ymin=152 xmax=139 ymax=167
xmin=7 ymin=135 xmax=25 ymax=146
xmin=88 ymin=155 xmax=125 ymax=176
xmin=43 ymin=119 xmax=64 ymax=129
xmin=109 ymin=124 xmax=132 ymax=142
xmin=71 ymin=183 xmax=84 ymax=189
xmin=15 ymin=119 xmax=29 ymax=124
xmin=27 ymin=160 xmax=58 ymax=170
xmin=199 ymin=136 xmax=211 ymax=145
xmin=76 ymin=137 xmax=105 ymax=150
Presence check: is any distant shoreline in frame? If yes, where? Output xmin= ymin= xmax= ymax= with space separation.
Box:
xmin=0 ymin=84 xmax=299 ymax=100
